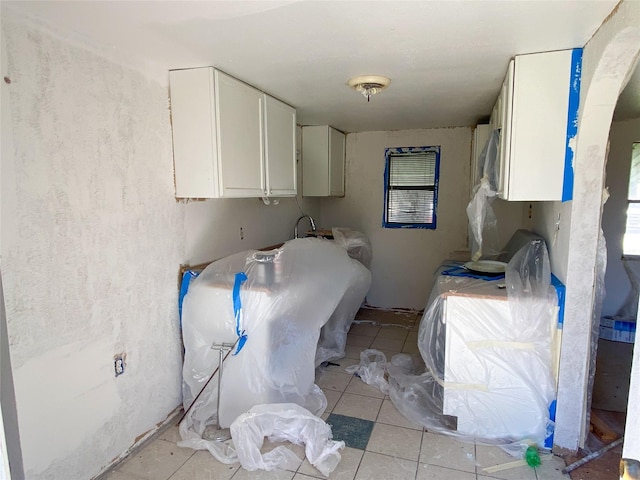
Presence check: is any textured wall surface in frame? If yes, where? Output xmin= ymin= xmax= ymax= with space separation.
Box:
xmin=320 ymin=127 xmax=472 ymax=309
xmin=1 ymin=13 xmax=185 ymax=479
xmin=545 ymin=1 xmax=640 ymax=450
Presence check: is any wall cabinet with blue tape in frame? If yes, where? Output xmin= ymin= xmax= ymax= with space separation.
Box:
xmin=490 ymin=49 xmax=582 ymax=202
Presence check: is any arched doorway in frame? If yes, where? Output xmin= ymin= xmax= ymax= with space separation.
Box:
xmin=555 ymin=2 xmax=640 ymax=453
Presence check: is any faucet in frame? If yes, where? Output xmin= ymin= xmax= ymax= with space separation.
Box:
xmin=294 ymin=215 xmax=317 ymax=239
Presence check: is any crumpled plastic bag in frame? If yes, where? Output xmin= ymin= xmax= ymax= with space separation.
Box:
xmin=345 ymin=349 xmax=391 ymax=394
xmin=230 ymin=403 xmax=344 ymax=476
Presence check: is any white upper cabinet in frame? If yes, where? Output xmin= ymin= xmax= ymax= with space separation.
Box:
xmin=169 ymin=67 xmax=296 ymax=198
xmin=264 ymin=95 xmax=297 ymax=196
xmin=302 ymin=125 xmax=345 ymax=197
xmin=491 ymin=49 xmax=582 ymax=201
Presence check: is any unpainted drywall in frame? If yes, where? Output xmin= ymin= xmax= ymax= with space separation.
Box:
xmin=320 ymin=127 xmax=472 ymax=309
xmin=602 ymin=118 xmax=640 ymax=317
xmin=1 ymin=13 xmax=186 ymax=480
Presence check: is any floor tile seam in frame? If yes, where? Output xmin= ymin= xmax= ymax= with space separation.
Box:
xmin=328 ymin=389 xmax=345 ymax=414
xmin=344 ymin=385 xmax=386 ymax=400
xmin=364 ymin=443 xmax=420 ymax=463
xmin=134 ymin=444 xmax=195 ymax=480
xmin=339 ymin=390 xmax=386 ymax=404
xmin=417 ymin=462 xmax=481 ymax=479
xmin=373 ymin=417 xmax=424 ymax=435
xmin=419 ymin=460 xmax=479 ymax=476
xmin=360 ymin=449 xmax=420 ymax=467
xmin=351 ymin=446 xmax=367 ymax=480
xmin=374 ymin=418 xmax=422 ymax=431
xmin=414 ymin=427 xmax=425 ymax=480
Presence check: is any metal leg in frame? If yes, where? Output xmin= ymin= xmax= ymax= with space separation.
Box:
xmin=202 ymin=342 xmax=235 ymax=442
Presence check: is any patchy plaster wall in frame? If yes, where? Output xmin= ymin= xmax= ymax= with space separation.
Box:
xmin=1 ymin=13 xmax=185 ymax=479
xmin=602 ymin=118 xmax=640 ymax=317
xmin=319 ymin=127 xmax=472 ymax=309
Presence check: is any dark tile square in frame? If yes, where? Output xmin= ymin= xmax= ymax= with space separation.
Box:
xmin=326 ymin=413 xmax=374 ymax=450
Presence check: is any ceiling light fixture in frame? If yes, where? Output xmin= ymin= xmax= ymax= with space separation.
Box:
xmin=348 ymin=75 xmax=391 ymax=102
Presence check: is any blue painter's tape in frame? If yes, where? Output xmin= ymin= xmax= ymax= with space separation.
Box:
xmin=544 ymin=399 xmax=557 ymax=448
xmin=179 ymin=270 xmax=200 ymax=326
xmin=382 ymin=146 xmax=440 ymax=229
xmin=232 ymin=272 xmax=248 ymax=355
xmin=551 ymin=274 xmax=566 ymax=328
xmin=562 ymin=48 xmax=583 ymax=202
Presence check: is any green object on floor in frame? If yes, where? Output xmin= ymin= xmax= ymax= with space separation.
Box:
xmin=326 ymin=413 xmax=374 ymax=450
xmin=525 ymin=445 xmax=541 ymax=467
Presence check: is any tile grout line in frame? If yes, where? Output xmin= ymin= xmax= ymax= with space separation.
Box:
xmin=155 ymin=438 xmax=197 ymax=480
xmin=415 ymin=425 xmax=425 ymax=480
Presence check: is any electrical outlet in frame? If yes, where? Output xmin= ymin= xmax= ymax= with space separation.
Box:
xmin=114 ymin=353 xmax=126 ymax=377
xmin=240 ymin=227 xmax=244 ymax=240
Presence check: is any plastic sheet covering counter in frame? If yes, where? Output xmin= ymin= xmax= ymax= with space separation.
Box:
xmin=349 ymin=240 xmax=561 ymax=454
xmin=178 ymin=238 xmax=371 ymax=459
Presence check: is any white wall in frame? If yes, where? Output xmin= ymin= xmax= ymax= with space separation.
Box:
xmin=0 ymin=10 xmax=313 ymax=480
xmin=533 ymin=0 xmax=640 ymax=450
xmin=184 ymin=126 xmax=320 ymax=264
xmin=1 ymin=12 xmax=185 ymax=479
xmin=602 ymin=118 xmax=640 ymax=317
xmin=320 ymin=127 xmax=472 ymax=309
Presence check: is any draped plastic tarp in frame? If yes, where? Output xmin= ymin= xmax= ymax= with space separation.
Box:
xmin=348 ymin=240 xmax=560 ymax=454
xmin=178 ymin=237 xmax=370 ymax=464
xmin=467 ymin=129 xmax=501 ymax=261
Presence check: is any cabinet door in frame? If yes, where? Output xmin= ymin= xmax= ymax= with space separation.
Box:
xmin=215 ymin=70 xmax=265 ymax=197
xmin=302 ymin=126 xmax=330 ymax=196
xmin=264 ymin=95 xmax=296 ymax=196
xmin=507 ymin=50 xmax=573 ymax=201
xmin=169 ymin=68 xmax=219 ymax=198
xmin=329 ymin=127 xmax=345 ymax=196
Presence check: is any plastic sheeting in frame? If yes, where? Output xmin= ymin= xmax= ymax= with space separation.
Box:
xmin=179 ymin=238 xmax=370 ymax=460
xmin=331 ymin=227 xmax=373 ymax=269
xmin=348 ymin=240 xmax=560 ymax=453
xmin=467 ymin=129 xmax=501 ymax=261
xmin=315 ymin=228 xmax=372 ymax=366
xmin=231 ymin=403 xmax=344 ymax=476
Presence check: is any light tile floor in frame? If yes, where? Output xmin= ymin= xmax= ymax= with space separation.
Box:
xmin=104 ymin=308 xmax=570 ymax=480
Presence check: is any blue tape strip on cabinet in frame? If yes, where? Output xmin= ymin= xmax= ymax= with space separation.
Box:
xmin=233 ymin=272 xmax=249 ymax=355
xmin=561 ymin=48 xmax=583 ymax=202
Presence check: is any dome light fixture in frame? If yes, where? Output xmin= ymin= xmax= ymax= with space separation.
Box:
xmin=348 ymin=75 xmax=391 ymax=102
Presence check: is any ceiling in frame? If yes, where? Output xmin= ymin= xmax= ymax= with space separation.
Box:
xmin=5 ymin=0 xmax=636 ymax=132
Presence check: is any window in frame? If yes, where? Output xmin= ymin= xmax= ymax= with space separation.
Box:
xmin=624 ymin=143 xmax=640 ymax=255
xmin=383 ymin=146 xmax=440 ymax=229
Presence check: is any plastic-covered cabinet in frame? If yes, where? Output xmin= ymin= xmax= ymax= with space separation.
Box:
xmin=169 ymin=67 xmax=296 ymax=198
xmin=302 ymin=126 xmax=345 ymax=197
xmin=491 ymin=49 xmax=582 ymax=201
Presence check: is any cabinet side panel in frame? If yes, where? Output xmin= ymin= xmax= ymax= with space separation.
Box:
xmin=264 ymin=96 xmax=297 ymax=195
xmin=498 ymin=61 xmax=514 ymax=200
xmin=169 ymin=68 xmax=217 ymax=197
xmin=508 ymin=50 xmax=572 ymax=201
xmin=302 ymin=126 xmax=330 ymax=196
xmin=329 ymin=128 xmax=345 ymax=196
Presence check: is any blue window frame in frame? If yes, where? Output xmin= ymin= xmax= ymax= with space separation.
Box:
xmin=383 ymin=146 xmax=440 ymax=229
